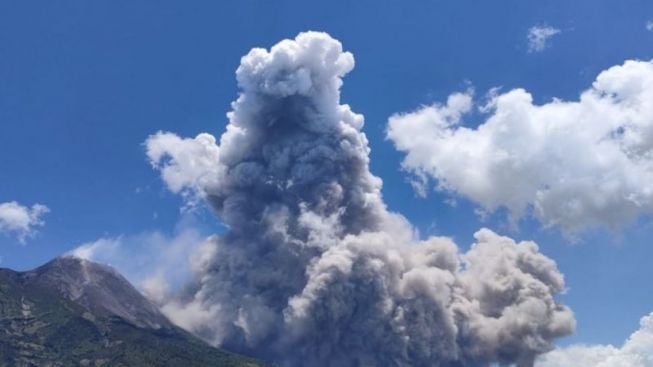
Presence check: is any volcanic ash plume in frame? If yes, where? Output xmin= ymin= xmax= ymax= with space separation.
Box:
xmin=146 ymin=32 xmax=574 ymax=367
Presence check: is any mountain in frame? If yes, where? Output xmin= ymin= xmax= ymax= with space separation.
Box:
xmin=0 ymin=256 xmax=265 ymax=367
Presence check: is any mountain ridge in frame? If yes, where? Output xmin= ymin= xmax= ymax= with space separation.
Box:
xmin=0 ymin=256 xmax=265 ymax=367
xmin=22 ymin=256 xmax=171 ymax=329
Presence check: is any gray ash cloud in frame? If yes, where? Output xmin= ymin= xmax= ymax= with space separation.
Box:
xmin=146 ymin=32 xmax=574 ymax=367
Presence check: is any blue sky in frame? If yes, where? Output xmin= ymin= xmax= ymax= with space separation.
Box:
xmin=1 ymin=0 xmax=653 ymax=354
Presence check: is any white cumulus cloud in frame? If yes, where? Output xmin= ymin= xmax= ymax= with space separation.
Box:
xmin=0 ymin=201 xmax=49 ymax=243
xmin=146 ymin=132 xmax=222 ymax=196
xmin=388 ymin=59 xmax=653 ymax=234
xmin=527 ymin=25 xmax=561 ymax=52
xmin=537 ymin=311 xmax=653 ymax=367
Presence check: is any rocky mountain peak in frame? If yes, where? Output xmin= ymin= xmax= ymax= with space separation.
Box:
xmin=22 ymin=256 xmax=171 ymax=329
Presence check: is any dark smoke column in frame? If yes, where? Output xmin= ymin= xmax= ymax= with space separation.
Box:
xmin=146 ymin=32 xmax=575 ymax=367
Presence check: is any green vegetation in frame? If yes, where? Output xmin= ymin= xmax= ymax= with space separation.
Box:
xmin=0 ymin=267 xmax=265 ymax=367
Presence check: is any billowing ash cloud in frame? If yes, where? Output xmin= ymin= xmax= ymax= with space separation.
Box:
xmin=538 ymin=311 xmax=653 ymax=367
xmin=388 ymin=59 xmax=653 ymax=234
xmin=146 ymin=32 xmax=574 ymax=367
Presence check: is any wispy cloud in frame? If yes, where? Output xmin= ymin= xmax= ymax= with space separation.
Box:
xmin=67 ymin=217 xmax=209 ymax=304
xmin=0 ymin=201 xmax=49 ymax=243
xmin=527 ymin=25 xmax=561 ymax=52
xmin=647 ymin=21 xmax=653 ymax=31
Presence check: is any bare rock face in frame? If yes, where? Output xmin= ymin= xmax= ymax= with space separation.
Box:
xmin=23 ymin=256 xmax=171 ymax=329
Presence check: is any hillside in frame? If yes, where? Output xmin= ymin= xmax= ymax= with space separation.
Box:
xmin=0 ymin=257 xmax=265 ymax=367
